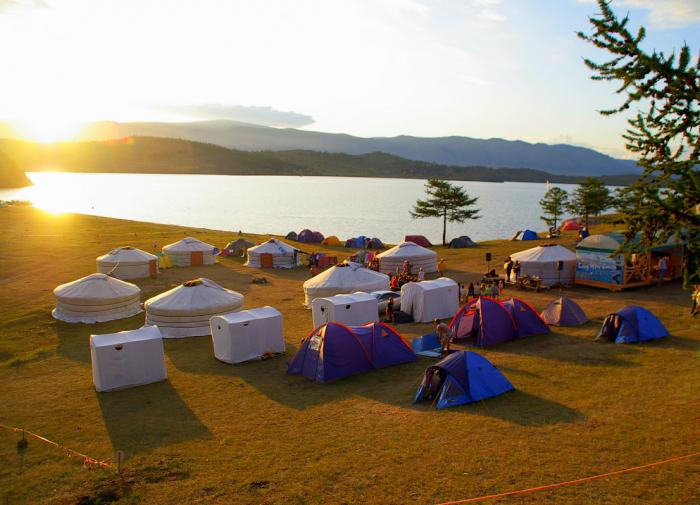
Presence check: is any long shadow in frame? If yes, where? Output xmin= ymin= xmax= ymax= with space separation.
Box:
xmin=466 ymin=390 xmax=585 ymax=426
xmin=482 ymin=329 xmax=641 ymax=368
xmin=55 ymin=315 xmax=146 ymax=363
xmin=97 ymin=380 xmax=211 ymax=457
xmin=646 ymin=334 xmax=700 ymax=352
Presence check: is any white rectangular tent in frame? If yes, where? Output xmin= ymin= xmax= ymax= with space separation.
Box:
xmin=90 ymin=326 xmax=167 ymax=392
xmin=210 ymin=306 xmax=285 ymax=364
xmin=400 ymin=278 xmax=459 ymax=323
xmin=311 ymin=292 xmax=378 ymax=328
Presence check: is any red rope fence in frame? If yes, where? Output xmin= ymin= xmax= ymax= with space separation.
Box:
xmin=0 ymin=423 xmax=113 ymax=469
xmin=437 ymin=451 xmax=700 ymax=504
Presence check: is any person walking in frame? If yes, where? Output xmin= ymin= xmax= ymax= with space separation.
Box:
xmin=435 ymin=318 xmax=452 ymax=356
xmin=438 ymin=258 xmax=446 ymax=277
xmin=467 ymin=282 xmax=475 ymax=301
xmin=504 ymin=257 xmax=514 ymax=283
xmin=657 ymin=256 xmax=668 ymax=286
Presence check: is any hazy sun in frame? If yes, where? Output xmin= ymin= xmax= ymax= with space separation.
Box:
xmin=14 ymin=119 xmax=80 ymax=144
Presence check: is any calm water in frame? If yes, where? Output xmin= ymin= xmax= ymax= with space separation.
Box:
xmin=0 ymin=173 xmax=582 ymax=244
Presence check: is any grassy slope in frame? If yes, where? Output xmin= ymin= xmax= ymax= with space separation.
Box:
xmin=0 ymin=207 xmax=698 ymax=505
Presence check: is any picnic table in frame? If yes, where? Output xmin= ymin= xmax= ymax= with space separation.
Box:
xmin=515 ymin=275 xmax=544 ymax=292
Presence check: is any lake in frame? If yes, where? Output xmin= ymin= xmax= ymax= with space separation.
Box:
xmin=0 ymin=173 xmax=583 ymax=244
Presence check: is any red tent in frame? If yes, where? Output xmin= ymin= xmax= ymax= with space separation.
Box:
xmin=404 ymin=235 xmax=432 ymax=247
xmin=560 ymin=220 xmax=580 ymax=231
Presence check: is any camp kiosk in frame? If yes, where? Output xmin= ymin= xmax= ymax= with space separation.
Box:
xmin=311 ymin=292 xmax=378 ymax=328
xmin=400 ymin=278 xmax=459 ymax=323
xmin=575 ymin=232 xmax=684 ymax=291
xmin=90 ymin=326 xmax=167 ymax=392
xmin=210 ymin=307 xmax=285 ymax=364
xmin=163 ymin=237 xmax=217 ymax=267
xmin=97 ymin=246 xmax=158 ymax=279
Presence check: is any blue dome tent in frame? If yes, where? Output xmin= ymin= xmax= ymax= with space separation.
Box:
xmin=413 ymin=351 xmax=514 ymax=409
xmin=597 ymin=306 xmax=669 ymax=344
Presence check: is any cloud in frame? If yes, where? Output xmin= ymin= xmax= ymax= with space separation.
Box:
xmin=160 ymin=104 xmax=315 ymax=128
xmin=578 ymin=0 xmax=700 ymax=28
xmin=478 ymin=8 xmax=506 ymax=22
xmin=0 ymin=0 xmax=47 ymax=12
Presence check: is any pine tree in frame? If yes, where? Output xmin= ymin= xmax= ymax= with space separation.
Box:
xmin=567 ymin=178 xmax=611 ymax=228
xmin=578 ymin=0 xmax=700 ymax=283
xmin=539 ymin=187 xmax=569 ymax=230
xmin=410 ymin=179 xmax=480 ymax=246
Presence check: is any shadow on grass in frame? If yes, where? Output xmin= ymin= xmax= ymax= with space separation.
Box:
xmin=467 ymin=390 xmax=585 ymax=426
xmin=645 ymin=335 xmax=700 ymax=352
xmin=483 ymin=330 xmax=641 ymax=368
xmin=55 ymin=315 xmax=146 ymax=364
xmin=97 ymin=380 xmax=211 ymax=457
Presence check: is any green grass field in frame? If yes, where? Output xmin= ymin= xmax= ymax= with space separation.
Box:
xmin=0 ymin=207 xmax=698 ymax=504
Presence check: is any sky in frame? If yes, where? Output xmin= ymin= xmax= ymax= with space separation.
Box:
xmin=0 ymin=0 xmax=698 ymax=158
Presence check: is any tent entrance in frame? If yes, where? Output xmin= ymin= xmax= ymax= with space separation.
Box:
xmin=454 ymin=309 xmax=480 ymax=340
xmin=191 ymin=251 xmax=204 ymax=266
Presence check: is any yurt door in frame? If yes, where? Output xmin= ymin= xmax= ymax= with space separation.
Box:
xmin=149 ymin=259 xmax=158 ymax=278
xmin=260 ymin=253 xmax=274 ymax=268
xmin=191 ymin=251 xmax=204 ymax=266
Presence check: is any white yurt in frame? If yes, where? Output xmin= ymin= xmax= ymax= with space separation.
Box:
xmin=162 ymin=237 xmax=216 ymax=267
xmin=90 ymin=326 xmax=167 ymax=392
xmin=311 ymin=292 xmax=378 ymax=328
xmin=376 ymin=241 xmax=438 ymax=274
xmin=510 ymin=244 xmax=577 ymax=286
xmin=245 ymin=238 xmax=301 ymax=269
xmin=400 ymin=277 xmax=459 ymax=323
xmin=144 ymin=278 xmax=244 ymax=338
xmin=53 ymin=273 xmax=142 ymax=323
xmin=210 ymin=306 xmax=285 ymax=364
xmin=97 ymin=246 xmax=158 ymax=280
xmin=302 ymin=261 xmax=389 ymax=306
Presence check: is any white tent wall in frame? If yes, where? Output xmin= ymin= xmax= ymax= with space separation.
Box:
xmin=245 ymin=239 xmax=301 ymax=269
xmin=376 ymin=242 xmax=437 ymax=275
xmin=400 ymin=278 xmax=459 ymax=323
xmin=210 ymin=307 xmax=285 ymax=364
xmin=90 ymin=326 xmax=167 ymax=392
xmin=97 ymin=261 xmax=156 ymax=279
xmin=510 ymin=245 xmax=577 ymax=286
xmin=311 ymin=292 xmax=379 ymax=328
xmin=96 ymin=247 xmax=158 ymax=280
xmin=162 ymin=237 xmax=216 ymax=267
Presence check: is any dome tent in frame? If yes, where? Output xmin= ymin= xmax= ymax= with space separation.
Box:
xmin=97 ymin=246 xmax=158 ymax=280
xmin=448 ymin=236 xmax=477 ymax=248
xmin=322 ymin=236 xmax=342 ymax=246
xmin=541 ymin=297 xmax=588 ymax=326
xmin=298 ymin=229 xmax=324 ymax=243
xmin=511 ymin=230 xmax=539 ymax=241
xmin=223 ymin=238 xmax=254 ymax=257
xmin=144 ymin=278 xmax=244 ymax=338
xmin=413 ymin=351 xmax=514 ymax=409
xmin=404 ymin=235 xmax=432 ymax=247
xmin=245 ymin=238 xmax=301 ymax=268
xmin=285 ymin=231 xmax=298 ymax=241
xmin=450 ymin=297 xmax=517 ymax=347
xmin=501 ymin=297 xmax=549 ymax=338
xmin=162 ymin=237 xmax=216 ymax=267
xmin=53 ymin=273 xmax=142 ymax=323
xmin=509 ymin=244 xmax=576 ymax=286
xmin=303 ymin=261 xmax=389 ymax=306
xmin=366 ymin=237 xmax=385 ymax=249
xmin=287 ymin=322 xmax=415 ymax=383
xmin=560 ymin=220 xmax=581 ymax=231
xmin=376 ymin=242 xmax=437 ymax=274
xmin=597 ymin=306 xmax=669 ymax=344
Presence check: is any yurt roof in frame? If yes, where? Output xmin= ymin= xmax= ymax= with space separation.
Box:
xmin=303 ymin=262 xmax=388 ymax=292
xmin=54 ymin=273 xmax=140 ymax=302
xmin=248 ymin=238 xmax=297 ymax=255
xmin=97 ymin=246 xmax=157 ymax=264
xmin=511 ymin=244 xmax=576 ymax=262
xmin=144 ymin=278 xmax=244 ymax=316
xmin=376 ymin=241 xmax=437 ymax=259
xmin=163 ymin=237 xmax=215 ymax=253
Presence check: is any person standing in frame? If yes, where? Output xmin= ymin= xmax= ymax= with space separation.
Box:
xmin=513 ymin=260 xmax=521 ymax=282
xmin=438 ymin=258 xmax=446 ymax=277
xmin=467 ymin=282 xmax=475 ymax=301
xmin=504 ymin=257 xmax=514 ymax=283
xmin=657 ymin=256 xmax=668 ymax=286
xmin=435 ymin=318 xmax=452 ymax=356
xmin=418 ymin=267 xmax=425 ymax=281
xmin=386 ymin=296 xmax=396 ymax=324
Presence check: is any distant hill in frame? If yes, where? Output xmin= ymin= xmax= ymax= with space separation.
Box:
xmin=74 ymin=120 xmax=640 ymax=177
xmin=0 ymin=136 xmax=638 ymax=185
xmin=0 ymin=150 xmax=31 ymax=188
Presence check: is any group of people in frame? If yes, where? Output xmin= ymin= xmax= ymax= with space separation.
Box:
xmin=503 ymin=257 xmax=521 ymax=283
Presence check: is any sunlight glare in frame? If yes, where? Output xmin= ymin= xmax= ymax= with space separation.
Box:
xmin=14 ymin=119 xmax=80 ymax=144
xmin=28 ymin=173 xmax=83 ymax=214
